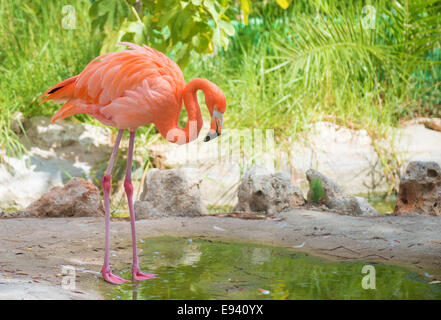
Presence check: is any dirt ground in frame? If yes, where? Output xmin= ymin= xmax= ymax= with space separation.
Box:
xmin=1 ymin=208 xmax=440 ymax=299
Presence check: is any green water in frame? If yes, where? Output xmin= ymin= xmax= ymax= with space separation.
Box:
xmin=366 ymin=195 xmax=397 ymax=214
xmin=99 ymin=237 xmax=441 ymax=300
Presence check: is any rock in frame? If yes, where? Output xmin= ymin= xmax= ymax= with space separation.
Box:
xmin=147 ymin=121 xmax=441 ymax=208
xmin=23 ymin=116 xmax=112 ymax=149
xmin=394 ymin=161 xmax=441 ymax=216
xmin=23 ymin=178 xmax=104 ymax=217
xmin=233 ymin=166 xmax=305 ymax=215
xmin=0 ymin=209 xmax=30 ymax=218
xmin=343 ymin=196 xmax=380 ymax=217
xmin=290 ymin=122 xmax=383 ymax=195
xmin=135 ymin=168 xmax=206 ymax=219
xmin=306 ymin=169 xmax=346 ymax=209
xmin=10 ymin=112 xmax=24 ymax=134
xmin=306 ymin=169 xmax=380 ymax=216
xmin=291 ymin=122 xmax=441 ymax=195
xmin=0 ymin=117 xmax=113 ymax=210
xmin=401 ymin=117 xmax=441 ymax=132
xmin=148 ymin=130 xmax=242 ymax=207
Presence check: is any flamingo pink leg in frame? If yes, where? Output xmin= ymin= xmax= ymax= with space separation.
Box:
xmin=101 ymin=129 xmax=129 ymax=284
xmin=125 ymin=130 xmax=155 ymax=281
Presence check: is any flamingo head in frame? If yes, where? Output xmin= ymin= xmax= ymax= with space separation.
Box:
xmin=204 ymin=85 xmax=226 ymax=142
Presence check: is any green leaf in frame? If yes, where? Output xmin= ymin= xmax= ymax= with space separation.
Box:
xmin=192 ymin=33 xmax=211 ymax=53
xmin=158 ymin=6 xmax=179 ymax=28
xmin=203 ymin=0 xmax=220 ymax=21
xmin=124 ymin=20 xmax=146 ymax=44
xmin=175 ymin=43 xmax=189 ymax=62
xmin=88 ymin=0 xmax=130 ymax=32
xmin=92 ymin=0 xmax=239 ymax=69
xmin=218 ymin=19 xmax=235 ymax=36
xmin=176 ymin=43 xmax=192 ymax=68
xmin=212 ymin=25 xmax=222 ymax=46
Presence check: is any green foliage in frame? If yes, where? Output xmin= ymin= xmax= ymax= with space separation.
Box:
xmin=271 ymin=1 xmax=441 ymax=118
xmin=89 ymin=0 xmax=131 ymax=32
xmin=185 ymin=0 xmax=440 ymax=144
xmin=89 ymin=0 xmax=293 ymax=67
xmin=0 ymin=0 xmax=101 ymax=158
xmin=310 ymin=178 xmax=325 ymax=203
xmin=89 ymin=0 xmax=238 ymax=67
xmin=0 ymin=0 xmax=439 ymax=167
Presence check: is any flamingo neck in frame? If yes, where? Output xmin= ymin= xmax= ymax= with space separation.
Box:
xmin=160 ymin=79 xmax=208 ymax=145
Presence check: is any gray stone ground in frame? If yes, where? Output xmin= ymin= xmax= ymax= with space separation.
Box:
xmin=0 ymin=209 xmax=440 ymax=299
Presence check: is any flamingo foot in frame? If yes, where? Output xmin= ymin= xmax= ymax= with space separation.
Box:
xmin=132 ymin=266 xmax=156 ymax=281
xmin=101 ymin=266 xmax=130 ymax=285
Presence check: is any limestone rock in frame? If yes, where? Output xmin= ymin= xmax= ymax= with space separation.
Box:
xmin=343 ymin=196 xmax=380 ymax=217
xmin=135 ymin=168 xmax=206 ymax=219
xmin=0 ymin=209 xmax=30 ymax=218
xmin=148 ymin=135 xmax=241 ymax=207
xmin=146 ymin=121 xmax=441 ymax=208
xmin=306 ymin=169 xmax=346 ymax=209
xmin=10 ymin=112 xmax=25 ymax=134
xmin=401 ymin=117 xmax=441 ymax=132
xmin=23 ymin=178 xmax=104 ymax=217
xmin=394 ymin=161 xmax=441 ymax=216
xmin=24 ymin=116 xmax=112 ymax=149
xmin=233 ymin=166 xmax=305 ymax=215
xmin=0 ymin=117 xmax=113 ymax=210
xmin=306 ymin=169 xmax=380 ymax=216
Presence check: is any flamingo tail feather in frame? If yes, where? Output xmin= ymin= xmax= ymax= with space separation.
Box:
xmin=39 ymin=76 xmax=78 ymax=104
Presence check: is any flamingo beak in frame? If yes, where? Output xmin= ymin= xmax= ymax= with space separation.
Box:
xmin=204 ymin=109 xmax=223 ymax=142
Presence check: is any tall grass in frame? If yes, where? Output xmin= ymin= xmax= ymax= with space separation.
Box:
xmin=0 ymin=0 xmax=101 ymax=157
xmin=185 ymin=0 xmax=440 ymax=142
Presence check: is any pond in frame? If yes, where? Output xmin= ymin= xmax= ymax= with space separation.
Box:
xmin=96 ymin=237 xmax=441 ymax=300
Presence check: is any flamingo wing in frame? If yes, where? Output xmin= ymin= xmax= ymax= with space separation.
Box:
xmin=41 ymin=43 xmax=185 ymax=128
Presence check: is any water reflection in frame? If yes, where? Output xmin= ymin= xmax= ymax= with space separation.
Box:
xmin=102 ymin=237 xmax=441 ymax=300
xmin=143 ymin=239 xmax=202 ymax=271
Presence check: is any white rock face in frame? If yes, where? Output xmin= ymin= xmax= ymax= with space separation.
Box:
xmin=0 ymin=117 xmax=113 ymax=209
xmin=290 ymin=122 xmax=441 ymax=195
xmin=147 ymin=121 xmax=441 ymax=208
xmin=2 ymin=116 xmax=441 ymax=213
xmin=288 ymin=122 xmax=381 ymax=195
xmin=397 ymin=124 xmax=441 ymax=164
xmin=24 ymin=116 xmax=112 ymax=149
xmin=233 ymin=166 xmax=305 ymax=214
xmin=135 ymin=168 xmax=206 ymax=219
xmin=148 ymin=131 xmax=242 ymax=207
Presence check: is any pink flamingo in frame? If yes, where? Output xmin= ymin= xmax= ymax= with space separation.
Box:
xmin=39 ymin=42 xmax=226 ymax=284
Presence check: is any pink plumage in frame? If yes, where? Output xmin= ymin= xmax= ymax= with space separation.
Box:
xmin=39 ymin=43 xmax=227 ymax=284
